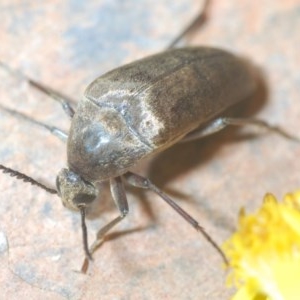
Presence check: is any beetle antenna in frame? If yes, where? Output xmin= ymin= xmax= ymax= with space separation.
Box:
xmin=0 ymin=164 xmax=57 ymax=194
xmin=79 ymin=206 xmax=93 ymax=261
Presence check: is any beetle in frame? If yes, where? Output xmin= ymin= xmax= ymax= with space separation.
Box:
xmin=1 ymin=44 xmax=298 ymax=271
xmin=0 ymin=40 xmax=299 ymax=272
xmin=59 ymin=46 xmax=257 ymax=264
xmin=1 ymin=44 xmax=298 ymax=270
xmin=0 ymin=47 xmax=256 ymax=261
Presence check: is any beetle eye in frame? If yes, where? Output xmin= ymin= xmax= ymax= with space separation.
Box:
xmin=73 ymin=193 xmax=96 ymax=206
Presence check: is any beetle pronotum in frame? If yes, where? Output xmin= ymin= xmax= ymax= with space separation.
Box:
xmin=0 ymin=2 xmax=298 ymax=272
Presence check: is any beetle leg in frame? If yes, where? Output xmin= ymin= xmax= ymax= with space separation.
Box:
xmin=181 ymin=117 xmax=300 ymax=142
xmin=181 ymin=118 xmax=230 ymax=142
xmin=123 ymin=171 xmax=228 ymax=265
xmin=81 ymin=176 xmax=129 ymax=272
xmin=94 ymin=176 xmax=129 ymax=249
xmin=0 ymin=103 xmax=68 ymax=142
xmin=25 ymin=78 xmax=76 ymax=118
xmin=220 ymin=117 xmax=300 ymax=142
xmin=0 ymin=61 xmax=75 ymax=118
xmin=167 ymin=0 xmax=210 ymax=49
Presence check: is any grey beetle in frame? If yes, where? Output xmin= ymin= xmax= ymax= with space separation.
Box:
xmin=0 ymin=46 xmax=297 ymax=270
xmin=61 ymin=46 xmax=255 ymax=257
xmin=58 ymin=46 xmax=256 ymax=265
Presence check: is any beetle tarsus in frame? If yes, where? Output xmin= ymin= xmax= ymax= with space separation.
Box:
xmin=223 ymin=117 xmax=300 ymax=142
xmin=0 ymin=103 xmax=68 ymax=142
xmin=0 ymin=61 xmax=76 ymax=118
xmin=28 ymin=78 xmax=76 ymax=118
xmin=167 ymin=0 xmax=210 ymax=49
xmin=124 ymin=171 xmax=228 ymax=265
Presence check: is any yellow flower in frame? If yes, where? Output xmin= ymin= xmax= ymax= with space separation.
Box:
xmin=223 ymin=191 xmax=300 ymax=300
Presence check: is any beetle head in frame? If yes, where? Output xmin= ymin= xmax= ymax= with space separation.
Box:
xmin=56 ymin=168 xmax=98 ymax=211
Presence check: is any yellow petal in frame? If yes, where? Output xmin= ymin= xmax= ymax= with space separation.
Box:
xmin=223 ymin=191 xmax=300 ymax=300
